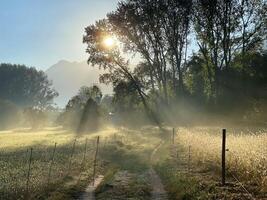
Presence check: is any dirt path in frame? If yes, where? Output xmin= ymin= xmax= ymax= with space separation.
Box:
xmin=79 ymin=175 xmax=104 ymax=200
xmin=150 ymin=141 xmax=168 ymax=200
xmin=80 ymin=134 xmax=168 ymax=200
xmin=95 ymin=170 xmax=151 ymax=200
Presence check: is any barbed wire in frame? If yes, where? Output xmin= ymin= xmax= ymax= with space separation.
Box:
xmin=228 ymin=171 xmax=255 ymax=200
xmin=226 ymin=150 xmax=255 ymax=200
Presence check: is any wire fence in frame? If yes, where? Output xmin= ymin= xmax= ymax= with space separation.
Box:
xmin=0 ymin=137 xmax=101 ymax=200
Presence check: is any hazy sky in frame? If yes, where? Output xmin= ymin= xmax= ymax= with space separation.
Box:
xmin=0 ymin=0 xmax=119 ymax=70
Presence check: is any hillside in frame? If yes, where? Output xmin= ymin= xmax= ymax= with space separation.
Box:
xmin=46 ymin=60 xmax=112 ymax=107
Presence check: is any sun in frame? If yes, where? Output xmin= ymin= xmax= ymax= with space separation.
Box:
xmin=103 ymin=36 xmax=115 ymax=48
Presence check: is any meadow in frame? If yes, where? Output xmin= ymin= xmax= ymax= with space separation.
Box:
xmin=174 ymin=127 xmax=267 ymax=195
xmin=0 ymin=126 xmax=266 ymax=199
xmin=0 ymin=126 xmax=118 ymax=199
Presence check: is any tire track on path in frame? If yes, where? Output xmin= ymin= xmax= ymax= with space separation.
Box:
xmin=150 ymin=141 xmax=168 ymax=200
xmin=79 ymin=175 xmax=104 ymax=200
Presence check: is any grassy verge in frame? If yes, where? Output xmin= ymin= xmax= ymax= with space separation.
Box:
xmin=155 ymin=160 xmax=214 ymax=200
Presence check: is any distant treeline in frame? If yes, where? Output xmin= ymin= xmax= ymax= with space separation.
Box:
xmin=0 ymin=63 xmax=58 ymax=129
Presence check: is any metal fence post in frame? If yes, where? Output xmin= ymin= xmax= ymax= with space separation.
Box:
xmin=222 ymin=129 xmax=226 ymax=185
xmin=93 ymin=136 xmax=100 ymax=186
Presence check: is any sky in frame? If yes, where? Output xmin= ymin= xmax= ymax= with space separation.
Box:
xmin=0 ymin=0 xmax=119 ymax=70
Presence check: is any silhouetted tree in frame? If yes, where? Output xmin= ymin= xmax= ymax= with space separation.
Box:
xmin=58 ymin=85 xmax=103 ymax=131
xmin=107 ymin=0 xmax=193 ymax=101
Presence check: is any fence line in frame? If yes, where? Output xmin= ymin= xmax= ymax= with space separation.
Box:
xmin=67 ymin=139 xmax=77 ymax=173
xmin=0 ymin=132 xmax=123 ymax=200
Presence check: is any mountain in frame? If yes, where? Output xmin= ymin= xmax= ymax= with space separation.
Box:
xmin=46 ymin=60 xmax=112 ymax=107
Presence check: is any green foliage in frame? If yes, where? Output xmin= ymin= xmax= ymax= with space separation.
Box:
xmin=111 ymin=80 xmax=153 ymax=126
xmin=182 ymin=51 xmax=267 ymax=119
xmin=113 ymin=80 xmax=141 ymax=113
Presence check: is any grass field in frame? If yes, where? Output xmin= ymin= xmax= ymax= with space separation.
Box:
xmin=0 ymin=125 xmax=266 ymax=199
xmin=0 ymin=126 xmax=118 ymax=199
xmin=173 ymin=127 xmax=267 ymax=196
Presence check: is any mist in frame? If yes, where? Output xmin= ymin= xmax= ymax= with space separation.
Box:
xmin=0 ymin=0 xmax=267 ymax=199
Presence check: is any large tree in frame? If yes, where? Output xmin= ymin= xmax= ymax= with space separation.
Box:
xmin=83 ymin=18 xmax=161 ymax=125
xmin=107 ymin=0 xmax=192 ymax=101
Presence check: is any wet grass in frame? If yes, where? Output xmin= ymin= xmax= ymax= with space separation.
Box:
xmin=0 ymin=126 xmax=117 ymax=199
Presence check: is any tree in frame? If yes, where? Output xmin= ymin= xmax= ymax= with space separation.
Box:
xmin=113 ymin=80 xmax=141 ymax=114
xmin=83 ymin=0 xmax=267 ymax=124
xmin=100 ymin=94 xmax=113 ymax=112
xmin=83 ymin=18 xmax=161 ymax=125
xmin=77 ymin=98 xmax=100 ymax=133
xmin=161 ymin=0 xmax=193 ymax=96
xmin=184 ymin=49 xmax=267 ymax=117
xmin=0 ymin=63 xmax=58 ymax=108
xmin=107 ymin=0 xmax=169 ymax=101
xmin=77 ymin=85 xmax=103 ymax=104
xmin=107 ymin=0 xmax=192 ymax=101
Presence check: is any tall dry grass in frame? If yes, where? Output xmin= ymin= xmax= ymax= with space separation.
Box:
xmin=175 ymin=127 xmax=267 ymax=193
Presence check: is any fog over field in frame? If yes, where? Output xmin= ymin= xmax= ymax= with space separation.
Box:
xmin=0 ymin=0 xmax=267 ymax=200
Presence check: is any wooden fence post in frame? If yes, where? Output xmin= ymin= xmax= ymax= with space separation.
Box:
xmin=222 ymin=129 xmax=226 ymax=186
xmin=93 ymin=136 xmax=100 ymax=186
xmin=26 ymin=148 xmax=33 ymax=198
xmin=48 ymin=143 xmax=57 ymax=184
